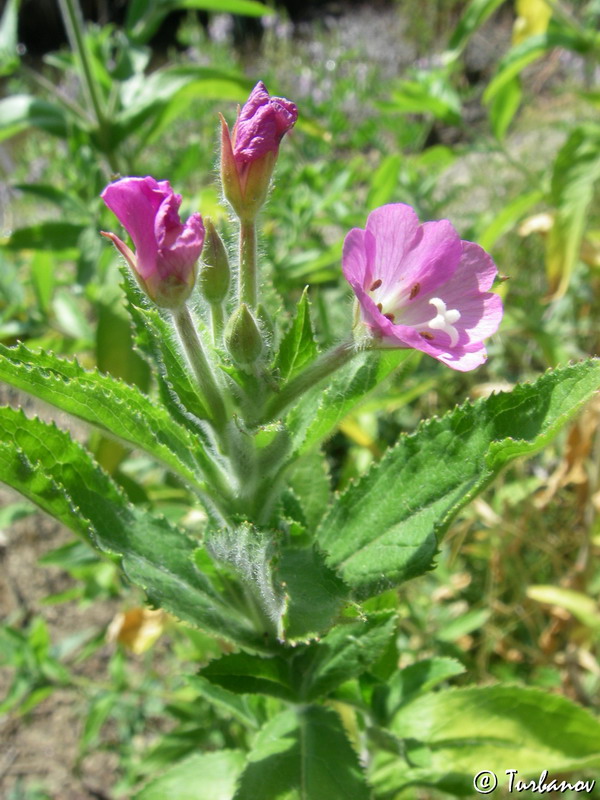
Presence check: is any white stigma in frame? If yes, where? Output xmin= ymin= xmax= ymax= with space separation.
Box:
xmin=428 ymin=297 xmax=461 ymax=347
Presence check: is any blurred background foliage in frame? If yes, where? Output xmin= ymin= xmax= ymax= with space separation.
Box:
xmin=0 ymin=0 xmax=600 ymax=796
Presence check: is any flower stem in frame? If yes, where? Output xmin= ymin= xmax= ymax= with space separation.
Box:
xmin=239 ymin=219 xmax=257 ymax=309
xmin=262 ymin=339 xmax=358 ymax=423
xmin=210 ymin=303 xmax=225 ymax=345
xmin=172 ymin=305 xmax=228 ymax=434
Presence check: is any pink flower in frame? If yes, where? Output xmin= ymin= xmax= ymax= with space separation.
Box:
xmin=343 ymin=204 xmax=503 ymax=371
xmin=220 ymin=81 xmax=297 ymax=220
xmin=101 ymin=176 xmax=204 ymax=308
xmin=232 ymin=81 xmax=298 ymax=163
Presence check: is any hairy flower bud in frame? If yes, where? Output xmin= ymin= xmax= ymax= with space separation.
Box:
xmin=101 ymin=176 xmax=204 ymax=309
xmin=225 ymin=304 xmax=264 ymax=366
xmin=220 ymin=81 xmax=297 ymax=221
xmin=200 ymin=218 xmax=230 ymax=305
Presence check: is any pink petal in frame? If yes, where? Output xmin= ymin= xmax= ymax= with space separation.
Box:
xmin=363 ymin=204 xmax=420 ymax=290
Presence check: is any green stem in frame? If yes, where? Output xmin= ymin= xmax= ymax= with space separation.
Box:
xmin=172 ymin=305 xmax=228 ymax=435
xmin=262 ymin=339 xmax=358 ymax=423
xmin=239 ymin=219 xmax=257 ymax=309
xmin=57 ymin=0 xmax=119 ymax=172
xmin=210 ymin=302 xmax=224 ymax=345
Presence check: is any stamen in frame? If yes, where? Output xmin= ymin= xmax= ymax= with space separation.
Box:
xmin=428 ymin=297 xmax=461 ymax=347
xmin=409 ymin=283 xmax=420 ymax=300
xmin=376 ymin=303 xmax=383 ymax=312
xmin=420 ymin=332 xmax=434 ymax=340
xmin=383 ymin=312 xmax=395 ymax=322
xmin=370 ymin=278 xmax=382 ymax=291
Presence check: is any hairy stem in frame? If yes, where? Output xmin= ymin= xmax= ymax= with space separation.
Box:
xmin=172 ymin=305 xmax=228 ymax=435
xmin=262 ymin=339 xmax=358 ymax=423
xmin=239 ymin=220 xmax=257 ymax=309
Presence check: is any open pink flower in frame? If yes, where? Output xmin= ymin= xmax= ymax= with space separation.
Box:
xmin=220 ymin=82 xmax=297 ymax=220
xmin=343 ymin=204 xmax=503 ymax=371
xmin=101 ymin=176 xmax=204 ymax=308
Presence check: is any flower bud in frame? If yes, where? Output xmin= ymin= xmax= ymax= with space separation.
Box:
xmin=101 ymin=176 xmax=204 ymax=309
xmin=225 ymin=304 xmax=263 ymax=366
xmin=220 ymin=81 xmax=297 ymax=222
xmin=200 ymin=218 xmax=230 ymax=305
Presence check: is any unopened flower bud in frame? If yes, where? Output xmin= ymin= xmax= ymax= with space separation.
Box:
xmin=220 ymin=81 xmax=297 ymax=222
xmin=225 ymin=304 xmax=263 ymax=366
xmin=200 ymin=218 xmax=230 ymax=305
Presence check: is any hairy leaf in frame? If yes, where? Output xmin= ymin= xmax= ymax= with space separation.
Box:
xmin=134 ymin=750 xmax=246 ymax=800
xmin=234 ymin=706 xmax=371 ymax=800
xmin=317 ymin=361 xmax=600 ymax=598
xmin=0 ymin=408 xmax=261 ymax=649
xmin=274 ymin=288 xmax=318 ymax=383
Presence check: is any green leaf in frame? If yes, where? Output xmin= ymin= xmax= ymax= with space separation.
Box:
xmin=377 ymin=685 xmax=600 ymax=795
xmin=373 ymin=657 xmax=466 ymax=724
xmin=446 ymin=0 xmax=506 ymax=58
xmin=2 ymin=221 xmax=85 ymax=251
xmin=317 ymin=360 xmax=600 ymax=599
xmin=275 ymin=288 xmax=318 ymax=383
xmin=188 ymin=675 xmax=261 ymax=729
xmin=488 ymin=75 xmax=522 ymax=141
xmin=367 ymin=154 xmax=402 ymax=210
xmin=234 ymin=706 xmax=371 ymax=800
xmin=0 ymin=95 xmax=70 ymax=142
xmin=134 ymin=750 xmax=246 ymax=800
xmin=277 ymin=544 xmax=349 ymax=642
xmin=388 ymin=77 xmax=461 ymax=125
xmin=483 ymin=31 xmax=591 ymax=105
xmin=124 ymin=276 xmax=210 ymax=428
xmin=294 ymin=612 xmax=397 ymax=701
xmin=527 ymin=585 xmax=600 ymax=630
xmin=546 ymin=124 xmax=600 ymax=297
xmin=291 ymin=349 xmax=413 ymax=455
xmin=0 ymin=408 xmax=262 ymax=649
xmin=478 ymin=189 xmax=544 ymax=251
xmin=285 ymin=451 xmax=331 ymax=531
xmin=201 ymin=652 xmax=296 ymax=701
xmin=0 ymin=0 xmax=20 ymax=76
xmin=0 ymin=342 xmax=213 ymax=493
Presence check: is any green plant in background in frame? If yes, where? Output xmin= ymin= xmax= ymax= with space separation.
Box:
xmin=1 ymin=46 xmax=600 ymax=796
xmin=1 ymin=0 xmax=600 ymax=797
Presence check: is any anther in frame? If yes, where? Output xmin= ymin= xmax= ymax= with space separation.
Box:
xmin=420 ymin=332 xmax=434 ymax=340
xmin=376 ymin=303 xmax=383 ymax=312
xmin=409 ymin=283 xmax=420 ymax=300
xmin=383 ymin=312 xmax=395 ymax=322
xmin=370 ymin=279 xmax=382 ymax=291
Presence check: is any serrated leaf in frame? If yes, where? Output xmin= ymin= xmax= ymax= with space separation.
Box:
xmin=277 ymin=544 xmax=348 ymax=642
xmin=123 ymin=276 xmax=210 ymax=429
xmin=134 ymin=749 xmax=246 ymax=800
xmin=0 ymin=342 xmax=214 ymax=494
xmin=285 ymin=452 xmax=331 ymax=531
xmin=376 ymin=685 xmax=600 ymax=795
xmin=372 ymin=657 xmax=466 ymax=724
xmin=290 ymin=349 xmax=413 ymax=454
xmin=188 ymin=675 xmax=261 ymax=729
xmin=234 ymin=706 xmax=371 ymax=800
xmin=293 ymin=612 xmax=397 ymax=701
xmin=274 ymin=288 xmax=318 ymax=384
xmin=201 ymin=652 xmax=296 ymax=701
xmin=0 ymin=408 xmax=262 ymax=649
xmin=317 ymin=361 xmax=600 ymax=599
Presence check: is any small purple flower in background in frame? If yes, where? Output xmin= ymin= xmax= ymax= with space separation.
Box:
xmin=101 ymin=176 xmax=204 ymax=308
xmin=220 ymin=81 xmax=298 ymax=220
xmin=343 ymin=203 xmax=503 ymax=372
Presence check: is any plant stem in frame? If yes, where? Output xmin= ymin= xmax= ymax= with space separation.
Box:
xmin=172 ymin=305 xmax=228 ymax=434
xmin=210 ymin=302 xmax=224 ymax=345
xmin=262 ymin=339 xmax=358 ymax=423
xmin=57 ymin=0 xmax=119 ymax=173
xmin=239 ymin=219 xmax=257 ymax=309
